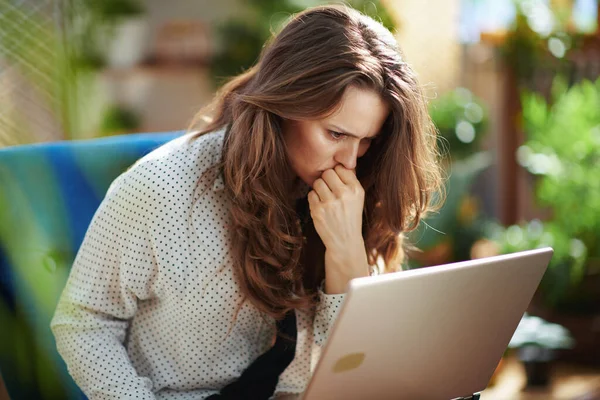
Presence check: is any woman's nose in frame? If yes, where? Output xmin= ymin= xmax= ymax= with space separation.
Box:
xmin=334 ymin=142 xmax=360 ymax=170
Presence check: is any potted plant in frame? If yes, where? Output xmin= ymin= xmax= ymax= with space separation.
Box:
xmin=90 ymin=0 xmax=148 ymax=68
xmin=71 ymin=0 xmax=147 ymax=69
xmin=491 ymin=77 xmax=600 ymax=312
xmin=106 ymin=0 xmax=147 ymax=68
xmin=508 ymin=313 xmax=575 ymax=387
xmin=488 ymin=77 xmax=600 ymax=366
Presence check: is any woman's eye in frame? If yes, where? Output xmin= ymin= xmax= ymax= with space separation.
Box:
xmin=329 ymin=130 xmax=345 ymax=140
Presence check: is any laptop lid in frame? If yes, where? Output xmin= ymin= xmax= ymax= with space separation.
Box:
xmin=302 ymin=248 xmax=553 ymax=400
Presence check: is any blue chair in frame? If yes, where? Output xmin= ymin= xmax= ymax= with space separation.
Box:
xmin=0 ymin=131 xmax=181 ymax=399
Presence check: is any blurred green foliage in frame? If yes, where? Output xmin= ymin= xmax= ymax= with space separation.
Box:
xmin=69 ymin=0 xmax=145 ymax=70
xmin=520 ymin=78 xmax=600 ymax=243
xmin=407 ymin=152 xmax=492 ymax=268
xmin=99 ymin=105 xmax=141 ymax=136
xmin=501 ymin=0 xmax=585 ymax=86
xmin=492 ymin=77 xmax=600 ymax=310
xmin=406 ymin=87 xmax=491 ymax=267
xmin=210 ymin=0 xmax=398 ymax=87
xmin=429 ymin=87 xmax=489 ymax=161
xmin=0 ymin=0 xmax=145 ymax=145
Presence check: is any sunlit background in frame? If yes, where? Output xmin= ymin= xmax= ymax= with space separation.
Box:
xmin=0 ymin=0 xmax=599 ymax=399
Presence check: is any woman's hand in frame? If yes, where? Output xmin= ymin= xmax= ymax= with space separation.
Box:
xmin=308 ymin=165 xmax=370 ymax=293
xmin=308 ymin=165 xmax=364 ymax=252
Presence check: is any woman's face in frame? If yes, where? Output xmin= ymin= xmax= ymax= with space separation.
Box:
xmin=281 ymin=86 xmax=390 ymax=187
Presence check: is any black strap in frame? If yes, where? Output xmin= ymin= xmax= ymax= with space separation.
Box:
xmin=207 ymin=310 xmax=298 ymax=400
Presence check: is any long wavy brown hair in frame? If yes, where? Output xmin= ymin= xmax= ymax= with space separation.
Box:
xmin=188 ymin=5 xmax=444 ymax=321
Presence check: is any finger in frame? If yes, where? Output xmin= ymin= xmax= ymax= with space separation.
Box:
xmin=307 ymin=190 xmax=320 ymax=206
xmin=334 ymin=165 xmax=359 ymax=186
xmin=312 ymin=178 xmax=334 ymax=202
xmin=321 ymin=169 xmax=345 ymax=197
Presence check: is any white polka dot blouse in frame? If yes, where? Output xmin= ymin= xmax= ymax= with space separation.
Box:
xmin=50 ymin=129 xmax=346 ymax=400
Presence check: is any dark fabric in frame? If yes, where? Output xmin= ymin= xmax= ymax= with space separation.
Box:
xmin=206 ymin=310 xmax=298 ymax=400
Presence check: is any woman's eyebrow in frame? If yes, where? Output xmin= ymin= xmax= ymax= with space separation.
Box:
xmin=330 ymin=124 xmax=380 ymax=139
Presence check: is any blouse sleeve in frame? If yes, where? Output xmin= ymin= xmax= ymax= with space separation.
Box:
xmin=50 ymin=165 xmax=160 ymax=400
xmin=312 ymin=286 xmax=346 ymax=347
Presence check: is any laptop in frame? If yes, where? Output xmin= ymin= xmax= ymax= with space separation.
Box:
xmin=300 ymin=247 xmax=553 ymax=400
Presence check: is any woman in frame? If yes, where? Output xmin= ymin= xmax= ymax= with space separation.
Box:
xmin=51 ymin=4 xmax=443 ymax=399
